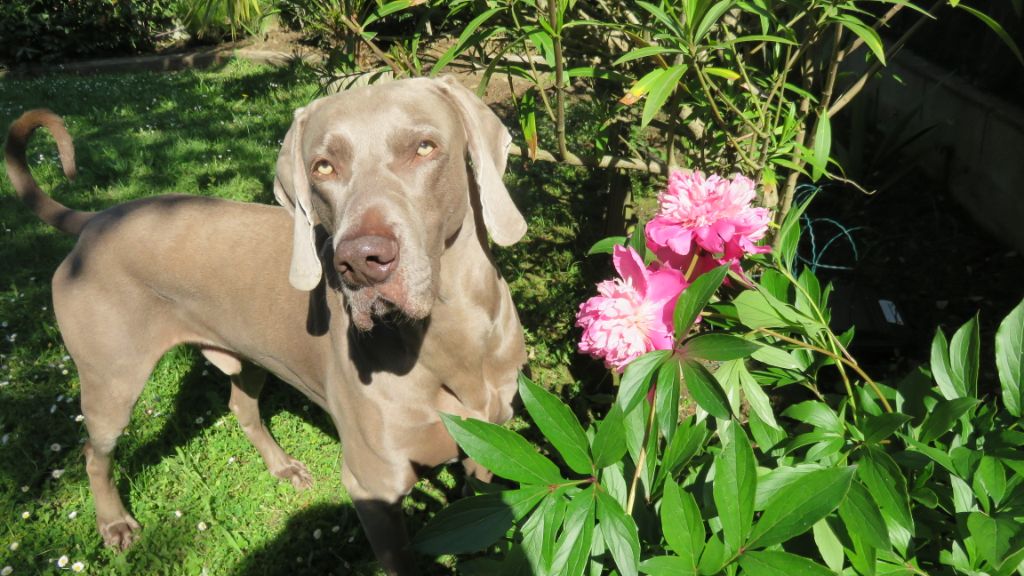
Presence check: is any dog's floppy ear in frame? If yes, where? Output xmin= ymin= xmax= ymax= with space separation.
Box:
xmin=434 ymin=76 xmax=527 ymax=246
xmin=274 ymin=107 xmax=323 ymax=291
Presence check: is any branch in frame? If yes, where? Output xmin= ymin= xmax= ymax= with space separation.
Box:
xmin=508 ymin=143 xmax=668 ymax=174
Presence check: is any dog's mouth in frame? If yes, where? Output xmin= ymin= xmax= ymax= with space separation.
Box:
xmin=340 ymin=279 xmax=432 ymax=332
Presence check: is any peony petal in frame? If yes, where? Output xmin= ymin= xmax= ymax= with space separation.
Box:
xmin=612 ymin=245 xmax=648 ymax=294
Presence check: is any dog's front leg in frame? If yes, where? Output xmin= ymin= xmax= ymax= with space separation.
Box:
xmin=342 ymin=463 xmax=419 ymax=575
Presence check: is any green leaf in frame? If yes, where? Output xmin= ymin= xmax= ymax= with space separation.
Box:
xmin=703 ymin=67 xmax=741 ymax=80
xmin=674 ymin=265 xmax=730 ymax=338
xmin=618 ymin=350 xmax=671 ymax=414
xmin=640 ymin=555 xmax=695 ymax=576
xmin=748 ymin=466 xmax=855 ymax=549
xmin=812 ymin=519 xmax=844 ymax=573
xmin=751 ymin=344 xmax=804 ymax=370
xmin=636 ymin=0 xmax=688 ymax=39
xmin=553 ymin=488 xmax=596 ymax=576
xmin=592 ymin=405 xmax=628 ymax=469
xmin=782 ymin=401 xmax=842 ymax=434
xmin=995 ymin=298 xmax=1024 ymax=416
xmin=775 ymin=193 xmax=814 ymax=272
xmin=683 ymin=334 xmax=761 ymax=361
xmin=441 ymin=414 xmax=563 ymax=485
xmin=659 ymin=417 xmax=707 ymax=483
xmin=655 ymin=360 xmax=681 ymax=441
xmin=518 ymin=374 xmax=592 ymax=476
xmin=682 ymin=359 xmax=732 ymax=419
xmin=810 ymin=111 xmax=831 ymax=182
xmin=693 ymin=1 xmax=734 ymax=42
xmin=833 ymin=13 xmax=886 ymax=64
xmin=661 ymin=482 xmax=704 ymax=571
xmin=733 ymin=289 xmax=801 ymax=330
xmin=642 ymin=64 xmax=687 ymax=128
xmin=857 ymin=447 xmax=914 ymax=539
xmin=950 ymin=314 xmax=980 ymax=398
xmin=414 ymin=487 xmax=546 ymax=554
xmin=967 ymin=512 xmax=1022 ymax=567
xmin=587 ymin=236 xmax=627 ymax=256
xmin=839 ymin=480 xmax=891 ymax=551
xmin=974 ymin=456 xmax=1007 ymax=507
xmin=917 ymin=397 xmax=979 ymax=443
xmin=737 ymin=550 xmax=836 ymax=576
xmin=430 ymin=7 xmax=502 ymax=73
xmin=955 ymin=3 xmax=1024 ymax=66
xmin=862 ymin=413 xmax=912 ymax=444
xmin=598 ymin=490 xmax=641 ymax=576
xmin=714 ymin=424 xmax=757 ymax=552
xmin=613 ymin=45 xmax=685 ymax=66
xmin=621 ymin=67 xmax=668 ymax=104
xmin=727 ymin=360 xmax=778 ymax=430
xmin=931 ymin=328 xmax=958 ymax=399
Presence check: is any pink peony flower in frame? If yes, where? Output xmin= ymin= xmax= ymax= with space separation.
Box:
xmin=646 ymin=169 xmax=771 ymax=270
xmin=576 ymin=246 xmax=688 ymax=372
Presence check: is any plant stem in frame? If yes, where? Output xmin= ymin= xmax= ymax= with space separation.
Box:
xmin=548 ymin=0 xmax=569 ymax=159
xmin=754 ymin=327 xmax=893 ymax=413
xmin=626 ymin=400 xmax=657 ymax=514
xmin=828 ymin=0 xmax=944 ymax=118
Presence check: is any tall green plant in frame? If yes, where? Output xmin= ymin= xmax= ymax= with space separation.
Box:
xmin=414 ymin=185 xmax=1024 ymax=575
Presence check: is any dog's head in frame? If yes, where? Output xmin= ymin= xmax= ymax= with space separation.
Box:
xmin=273 ymin=76 xmax=527 ymax=330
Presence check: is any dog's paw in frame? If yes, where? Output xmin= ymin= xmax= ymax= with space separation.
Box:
xmin=100 ymin=516 xmax=142 ymax=551
xmin=272 ymin=458 xmax=314 ymax=491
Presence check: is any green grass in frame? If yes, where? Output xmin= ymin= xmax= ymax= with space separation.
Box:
xmin=0 ymin=60 xmax=633 ymax=574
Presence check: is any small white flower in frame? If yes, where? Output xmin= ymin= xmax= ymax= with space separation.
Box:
xmin=20 ymin=486 xmax=28 ymax=493
xmin=75 ymin=415 xmax=84 ymax=422
xmin=57 ymin=394 xmax=64 ymax=402
xmin=71 ymin=562 xmax=85 ymax=573
xmin=313 ymin=528 xmax=322 ymax=540
xmin=197 ymin=521 xmax=207 ymax=531
xmin=68 ymin=510 xmax=78 ymax=519
xmin=50 ymin=405 xmax=57 ymax=414
xmin=50 ymin=443 xmax=61 ymax=452
xmin=195 ymin=417 xmax=204 ymax=425
xmin=227 ymin=456 xmax=236 ymax=464
xmin=52 ymin=469 xmax=64 ymax=479
xmin=331 ymin=525 xmax=340 ymax=533
xmin=21 ymin=511 xmax=30 ymax=519
xmin=61 ymin=370 xmax=68 ymax=376
xmin=9 ymin=541 xmax=18 ymax=551
xmin=57 ymin=556 xmax=69 ymax=568
xmin=174 ymin=510 xmax=183 ymax=518
xmin=1 ymin=565 xmax=12 ymax=575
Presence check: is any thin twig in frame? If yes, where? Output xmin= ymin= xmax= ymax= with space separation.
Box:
xmin=508 ymin=143 xmax=668 ymax=174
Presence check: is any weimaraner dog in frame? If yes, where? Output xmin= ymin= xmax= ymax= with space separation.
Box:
xmin=4 ymin=76 xmax=527 ymax=575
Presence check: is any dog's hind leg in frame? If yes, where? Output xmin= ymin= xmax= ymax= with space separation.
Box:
xmin=78 ymin=365 xmax=150 ymax=551
xmin=202 ymin=349 xmax=313 ymax=490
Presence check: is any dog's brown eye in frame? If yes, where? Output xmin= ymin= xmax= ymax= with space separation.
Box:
xmin=415 ymin=141 xmax=436 ymax=157
xmin=313 ymin=160 xmax=334 ymax=176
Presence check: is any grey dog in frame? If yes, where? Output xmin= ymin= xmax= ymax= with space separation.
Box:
xmin=4 ymin=76 xmax=528 ymax=574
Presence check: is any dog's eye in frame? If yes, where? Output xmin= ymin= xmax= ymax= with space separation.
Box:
xmin=415 ymin=141 xmax=436 ymax=157
xmin=313 ymin=160 xmax=334 ymax=176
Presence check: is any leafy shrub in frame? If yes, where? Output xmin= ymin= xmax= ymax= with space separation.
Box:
xmin=415 ymin=175 xmax=1024 ymax=575
xmin=0 ymin=0 xmax=176 ymax=65
xmin=174 ymin=0 xmax=270 ymax=41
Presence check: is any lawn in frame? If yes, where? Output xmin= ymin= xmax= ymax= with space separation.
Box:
xmin=0 ymin=59 xmax=619 ymax=575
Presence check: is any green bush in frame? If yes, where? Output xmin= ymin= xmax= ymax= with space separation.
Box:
xmin=0 ymin=0 xmax=176 ymax=65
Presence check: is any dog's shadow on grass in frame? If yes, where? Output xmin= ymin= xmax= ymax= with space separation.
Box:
xmin=122 ymin=351 xmax=338 ymax=484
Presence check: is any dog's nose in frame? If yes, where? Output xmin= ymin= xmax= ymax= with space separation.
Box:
xmin=334 ymin=235 xmax=398 ymax=286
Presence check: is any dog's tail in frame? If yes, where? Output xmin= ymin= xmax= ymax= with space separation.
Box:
xmin=5 ymin=109 xmax=95 ymax=235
